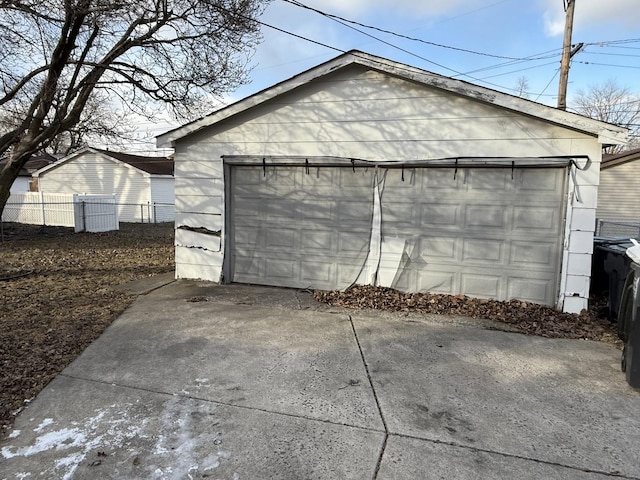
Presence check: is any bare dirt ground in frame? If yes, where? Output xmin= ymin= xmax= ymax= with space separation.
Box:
xmin=1 ymin=222 xmax=619 ymax=438
xmin=1 ymin=222 xmax=174 ymax=437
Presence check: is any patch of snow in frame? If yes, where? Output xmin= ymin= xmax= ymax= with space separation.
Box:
xmin=15 ymin=473 xmax=31 ymax=479
xmin=8 ymin=429 xmax=21 ymax=439
xmin=1 ymin=428 xmax=87 ymax=459
xmin=34 ymin=418 xmax=54 ymax=433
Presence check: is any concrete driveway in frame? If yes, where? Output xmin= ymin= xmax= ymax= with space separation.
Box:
xmin=2 ymin=279 xmax=640 ymax=479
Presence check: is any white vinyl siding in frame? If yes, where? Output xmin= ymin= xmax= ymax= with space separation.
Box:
xmin=150 ymin=176 xmax=175 ymax=222
xmin=37 ymin=152 xmax=152 ymax=222
xmin=10 ymin=176 xmax=30 ymax=192
xmin=597 ymin=160 xmax=640 ymax=222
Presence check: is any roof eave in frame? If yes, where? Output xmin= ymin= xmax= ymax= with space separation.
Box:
xmin=156 ymin=50 xmax=628 ymax=148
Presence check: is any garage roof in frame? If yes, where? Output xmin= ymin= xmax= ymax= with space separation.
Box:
xmin=33 ymin=147 xmax=173 ymax=177
xmin=602 ymin=147 xmax=640 ymax=169
xmin=157 ymin=50 xmax=627 ymax=148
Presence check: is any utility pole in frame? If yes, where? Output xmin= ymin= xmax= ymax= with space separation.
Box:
xmin=557 ymin=0 xmax=576 ymax=110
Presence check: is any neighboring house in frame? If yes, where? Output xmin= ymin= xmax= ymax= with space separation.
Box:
xmin=0 ymin=153 xmax=56 ymax=192
xmin=33 ymin=147 xmax=174 ymax=222
xmin=157 ymin=50 xmax=627 ymax=313
xmin=597 ymin=147 xmax=640 ymax=224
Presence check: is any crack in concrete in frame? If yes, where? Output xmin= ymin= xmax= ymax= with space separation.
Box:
xmin=59 ymin=373 xmax=385 ymax=436
xmin=345 ymin=319 xmax=636 ymax=480
xmin=390 ymin=431 xmax=639 ymax=480
xmin=347 ymin=315 xmax=389 ymax=480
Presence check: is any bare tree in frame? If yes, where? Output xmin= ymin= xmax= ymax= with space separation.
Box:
xmin=570 ymin=79 xmax=640 ymax=153
xmin=514 ymin=76 xmax=530 ymax=99
xmin=0 ymin=0 xmax=269 ymax=215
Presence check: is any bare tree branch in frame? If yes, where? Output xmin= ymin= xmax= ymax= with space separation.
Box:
xmin=570 ymin=79 xmax=640 ymax=153
xmin=0 ymin=0 xmax=269 ymax=214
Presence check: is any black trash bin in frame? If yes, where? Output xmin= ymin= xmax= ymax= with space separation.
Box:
xmin=620 ymin=261 xmax=640 ymax=388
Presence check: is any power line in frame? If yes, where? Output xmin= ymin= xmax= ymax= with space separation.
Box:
xmin=273 ymin=0 xmax=556 ymax=96
xmin=535 ymin=69 xmax=560 ymax=102
xmin=282 ymin=0 xmax=537 ymax=61
xmin=575 ymin=61 xmax=640 ymax=69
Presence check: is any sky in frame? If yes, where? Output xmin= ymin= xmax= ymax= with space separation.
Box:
xmin=142 ymin=0 xmax=640 ymax=153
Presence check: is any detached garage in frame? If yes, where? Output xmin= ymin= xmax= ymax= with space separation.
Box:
xmin=157 ymin=51 xmax=626 ymax=313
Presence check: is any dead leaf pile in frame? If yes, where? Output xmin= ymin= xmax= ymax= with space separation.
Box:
xmin=314 ymin=285 xmax=619 ymax=345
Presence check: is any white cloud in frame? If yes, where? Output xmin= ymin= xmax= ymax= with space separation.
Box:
xmin=542 ymin=0 xmax=640 ymax=36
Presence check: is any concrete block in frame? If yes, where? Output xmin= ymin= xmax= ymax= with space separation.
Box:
xmin=570 ymin=208 xmax=596 ymax=231
xmin=568 ymin=230 xmax=593 ymax=254
xmin=564 ymin=275 xmax=590 ymax=298
xmin=567 ymin=253 xmax=592 ymax=277
xmin=563 ymin=295 xmax=588 ymax=313
xmin=573 ymin=185 xmax=598 ymax=209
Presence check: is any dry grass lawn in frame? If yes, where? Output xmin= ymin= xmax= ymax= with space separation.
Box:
xmin=1 ymin=222 xmax=174 ymax=437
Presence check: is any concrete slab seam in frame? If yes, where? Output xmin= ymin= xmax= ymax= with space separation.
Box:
xmin=140 ymin=278 xmax=177 ymax=295
xmin=347 ymin=315 xmax=389 ymax=480
xmin=58 ymin=373 xmax=386 ymax=435
xmin=390 ymin=431 xmax=639 ymax=480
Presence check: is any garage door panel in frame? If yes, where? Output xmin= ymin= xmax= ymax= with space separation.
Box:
xmin=338 ymin=231 xmax=371 ymax=254
xmin=419 ymin=236 xmax=458 ymax=260
xmin=462 ymin=239 xmax=503 ymax=264
xmin=466 ymin=169 xmax=512 ymax=191
xmin=464 ymin=205 xmax=506 ymax=229
xmin=301 ymin=261 xmax=334 ymax=283
xmin=512 ymin=206 xmax=559 ymax=232
xmin=230 ymin=166 xmax=374 ymax=289
xmin=302 ymin=168 xmax=335 ymax=186
xmin=338 ymin=201 xmax=372 ymax=223
xmin=265 ymin=257 xmax=297 ymax=280
xmin=380 ymin=167 xmax=565 ymax=305
xmin=421 ymin=169 xmax=460 ymax=189
xmin=339 ymin=168 xmax=373 ymax=187
xmin=507 ymin=277 xmax=550 ymax=304
xmin=416 ymin=270 xmax=456 ymax=294
xmin=265 ymin=228 xmax=296 ymax=249
xmin=300 ymin=230 xmax=334 ymax=251
xmin=301 ymin=201 xmax=335 ymax=221
xmin=462 ymin=274 xmax=501 ymax=298
xmin=510 ymin=242 xmax=556 ymax=269
xmin=420 ymin=204 xmax=459 ymax=227
xmin=519 ymin=169 xmax=564 ymax=192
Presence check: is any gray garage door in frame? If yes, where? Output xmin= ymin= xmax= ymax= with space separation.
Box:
xmin=378 ymin=167 xmax=566 ymax=305
xmin=228 ymin=165 xmax=375 ymax=290
xmin=228 ymin=164 xmax=566 ymax=305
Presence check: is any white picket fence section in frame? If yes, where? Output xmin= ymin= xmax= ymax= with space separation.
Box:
xmin=2 ymin=192 xmax=118 ymax=232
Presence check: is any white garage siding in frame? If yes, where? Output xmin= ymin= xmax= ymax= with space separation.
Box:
xmin=160 ymin=51 xmax=627 ymax=313
xmin=150 ymin=176 xmax=175 ymax=222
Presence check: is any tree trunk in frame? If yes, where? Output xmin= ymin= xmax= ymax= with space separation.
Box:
xmin=0 ymin=147 xmax=36 ymax=218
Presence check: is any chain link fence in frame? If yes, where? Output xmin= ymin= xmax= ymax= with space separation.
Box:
xmin=1 ymin=197 xmax=174 ymax=241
